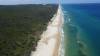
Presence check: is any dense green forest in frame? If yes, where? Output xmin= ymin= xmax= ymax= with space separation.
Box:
xmin=0 ymin=4 xmax=58 ymax=56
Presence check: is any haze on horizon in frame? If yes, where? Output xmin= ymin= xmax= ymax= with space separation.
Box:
xmin=0 ymin=0 xmax=100 ymax=5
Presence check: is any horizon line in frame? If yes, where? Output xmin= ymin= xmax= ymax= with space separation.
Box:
xmin=0 ymin=2 xmax=100 ymax=5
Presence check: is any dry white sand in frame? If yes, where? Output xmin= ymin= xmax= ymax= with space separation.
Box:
xmin=30 ymin=6 xmax=64 ymax=56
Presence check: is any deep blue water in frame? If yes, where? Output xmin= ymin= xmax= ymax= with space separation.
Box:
xmin=62 ymin=4 xmax=100 ymax=56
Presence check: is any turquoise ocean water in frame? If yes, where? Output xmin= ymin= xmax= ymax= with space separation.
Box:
xmin=62 ymin=4 xmax=100 ymax=56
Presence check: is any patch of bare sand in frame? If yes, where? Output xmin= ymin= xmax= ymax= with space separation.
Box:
xmin=30 ymin=6 xmax=64 ymax=56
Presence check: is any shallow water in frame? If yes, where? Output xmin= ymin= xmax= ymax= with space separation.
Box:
xmin=62 ymin=4 xmax=100 ymax=56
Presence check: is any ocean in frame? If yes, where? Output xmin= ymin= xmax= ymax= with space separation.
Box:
xmin=62 ymin=4 xmax=100 ymax=56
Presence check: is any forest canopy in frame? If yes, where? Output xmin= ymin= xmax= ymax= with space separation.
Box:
xmin=0 ymin=4 xmax=58 ymax=56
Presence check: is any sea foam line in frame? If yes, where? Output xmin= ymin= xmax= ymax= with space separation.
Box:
xmin=58 ymin=7 xmax=65 ymax=56
xmin=59 ymin=29 xmax=65 ymax=56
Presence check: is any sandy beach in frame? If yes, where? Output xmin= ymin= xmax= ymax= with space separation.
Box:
xmin=30 ymin=6 xmax=64 ymax=56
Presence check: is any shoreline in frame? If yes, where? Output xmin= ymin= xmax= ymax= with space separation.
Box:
xmin=30 ymin=6 xmax=64 ymax=56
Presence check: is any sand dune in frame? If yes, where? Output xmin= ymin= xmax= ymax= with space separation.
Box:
xmin=30 ymin=6 xmax=64 ymax=56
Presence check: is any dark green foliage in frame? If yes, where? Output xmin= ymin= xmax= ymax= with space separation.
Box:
xmin=0 ymin=4 xmax=58 ymax=56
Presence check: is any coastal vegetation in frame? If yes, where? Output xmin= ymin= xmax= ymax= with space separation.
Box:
xmin=0 ymin=4 xmax=58 ymax=56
